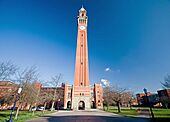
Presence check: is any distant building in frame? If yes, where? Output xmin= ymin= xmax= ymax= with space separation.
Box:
xmin=40 ymin=86 xmax=64 ymax=109
xmin=157 ymin=89 xmax=170 ymax=108
xmin=0 ymin=81 xmax=18 ymax=109
xmin=136 ymin=92 xmax=160 ymax=107
xmin=0 ymin=81 xmax=17 ymax=99
xmin=136 ymin=93 xmax=151 ymax=105
xmin=0 ymin=81 xmax=42 ymax=109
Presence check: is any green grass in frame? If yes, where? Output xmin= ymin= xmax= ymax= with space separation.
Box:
xmin=152 ymin=108 xmax=170 ymax=118
xmin=0 ymin=110 xmax=55 ymax=122
xmin=104 ymin=106 xmax=170 ymax=118
xmin=104 ymin=106 xmax=139 ymax=117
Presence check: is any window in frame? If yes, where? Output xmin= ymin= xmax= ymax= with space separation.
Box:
xmin=80 ymin=82 xmax=83 ymax=85
xmin=68 ymin=92 xmax=71 ymax=98
xmin=82 ymin=93 xmax=84 ymax=96
xmin=98 ymin=95 xmax=100 ymax=100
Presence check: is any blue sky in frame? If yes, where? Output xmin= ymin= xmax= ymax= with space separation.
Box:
xmin=0 ymin=0 xmax=170 ymax=93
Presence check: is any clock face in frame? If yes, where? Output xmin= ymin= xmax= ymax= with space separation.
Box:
xmin=80 ymin=25 xmax=85 ymax=30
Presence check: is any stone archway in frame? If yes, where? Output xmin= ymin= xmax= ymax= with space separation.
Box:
xmin=78 ymin=101 xmax=85 ymax=110
xmin=67 ymin=101 xmax=71 ymax=109
xmin=91 ymin=101 xmax=96 ymax=109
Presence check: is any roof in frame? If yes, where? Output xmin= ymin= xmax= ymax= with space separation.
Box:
xmin=79 ymin=5 xmax=86 ymax=12
xmin=0 ymin=81 xmax=15 ymax=86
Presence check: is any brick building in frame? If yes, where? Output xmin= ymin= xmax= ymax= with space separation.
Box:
xmin=63 ymin=6 xmax=103 ymax=110
xmin=157 ymin=89 xmax=170 ymax=108
xmin=136 ymin=92 xmax=160 ymax=107
xmin=0 ymin=81 xmax=16 ymax=99
xmin=40 ymin=86 xmax=64 ymax=109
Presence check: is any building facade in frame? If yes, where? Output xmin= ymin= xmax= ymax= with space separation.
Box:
xmin=136 ymin=92 xmax=160 ymax=107
xmin=157 ymin=89 xmax=170 ymax=108
xmin=63 ymin=6 xmax=103 ymax=110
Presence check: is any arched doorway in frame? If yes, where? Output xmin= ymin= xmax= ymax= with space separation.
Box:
xmin=67 ymin=101 xmax=71 ymax=109
xmin=78 ymin=101 xmax=85 ymax=110
xmin=91 ymin=101 xmax=96 ymax=109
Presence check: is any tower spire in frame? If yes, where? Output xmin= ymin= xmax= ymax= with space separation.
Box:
xmin=79 ymin=5 xmax=86 ymax=12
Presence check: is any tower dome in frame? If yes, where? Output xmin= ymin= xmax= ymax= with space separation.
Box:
xmin=79 ymin=5 xmax=86 ymax=12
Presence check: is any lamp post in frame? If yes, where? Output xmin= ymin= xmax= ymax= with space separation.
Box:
xmin=9 ymin=87 xmax=22 ymax=122
xmin=143 ymin=88 xmax=155 ymax=122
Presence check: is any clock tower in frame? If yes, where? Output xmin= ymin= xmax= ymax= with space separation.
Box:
xmin=63 ymin=6 xmax=103 ymax=111
xmin=72 ymin=6 xmax=91 ymax=110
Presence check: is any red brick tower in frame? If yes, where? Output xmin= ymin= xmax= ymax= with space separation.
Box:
xmin=72 ymin=6 xmax=91 ymax=110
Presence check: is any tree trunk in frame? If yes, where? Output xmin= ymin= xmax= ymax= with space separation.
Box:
xmin=107 ymin=102 xmax=109 ymax=111
xmin=43 ymin=102 xmax=47 ymax=113
xmin=50 ymin=101 xmax=55 ymax=111
xmin=29 ymin=103 xmax=33 ymax=112
xmin=165 ymin=103 xmax=168 ymax=109
xmin=32 ymin=103 xmax=37 ymax=116
xmin=107 ymin=90 xmax=109 ymax=111
xmin=15 ymin=103 xmax=21 ymax=120
xmin=51 ymin=88 xmax=57 ymax=111
xmin=117 ymin=102 xmax=121 ymax=113
xmin=129 ymin=102 xmax=132 ymax=110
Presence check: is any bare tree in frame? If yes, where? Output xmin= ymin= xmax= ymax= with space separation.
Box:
xmin=14 ymin=66 xmax=39 ymax=119
xmin=0 ymin=61 xmax=18 ymax=108
xmin=47 ymin=74 xmax=62 ymax=111
xmin=0 ymin=61 xmax=18 ymax=81
xmin=110 ymin=86 xmax=126 ymax=113
xmin=38 ymin=91 xmax=53 ymax=113
xmin=103 ymin=86 xmax=112 ymax=111
xmin=121 ymin=91 xmax=134 ymax=109
xmin=0 ymin=85 xmax=18 ymax=107
xmin=161 ymin=74 xmax=170 ymax=88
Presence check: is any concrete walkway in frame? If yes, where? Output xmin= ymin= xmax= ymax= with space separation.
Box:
xmin=27 ymin=109 xmax=150 ymax=122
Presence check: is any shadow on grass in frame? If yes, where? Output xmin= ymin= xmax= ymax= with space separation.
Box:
xmin=154 ymin=118 xmax=170 ymax=122
xmin=41 ymin=115 xmax=150 ymax=122
xmin=0 ymin=113 xmax=10 ymax=118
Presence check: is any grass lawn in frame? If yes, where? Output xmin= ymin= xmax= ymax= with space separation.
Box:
xmin=104 ymin=106 xmax=170 ymax=118
xmin=0 ymin=110 xmax=55 ymax=122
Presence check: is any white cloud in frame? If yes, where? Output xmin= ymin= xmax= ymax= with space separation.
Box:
xmin=101 ymin=79 xmax=109 ymax=86
xmin=105 ymin=67 xmax=120 ymax=73
xmin=105 ymin=67 xmax=110 ymax=72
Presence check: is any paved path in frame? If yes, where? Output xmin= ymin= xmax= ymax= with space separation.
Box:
xmin=27 ymin=109 xmax=150 ymax=122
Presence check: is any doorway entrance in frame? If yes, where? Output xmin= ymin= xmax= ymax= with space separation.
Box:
xmin=67 ymin=101 xmax=71 ymax=109
xmin=78 ymin=101 xmax=85 ymax=110
xmin=91 ymin=101 xmax=96 ymax=109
